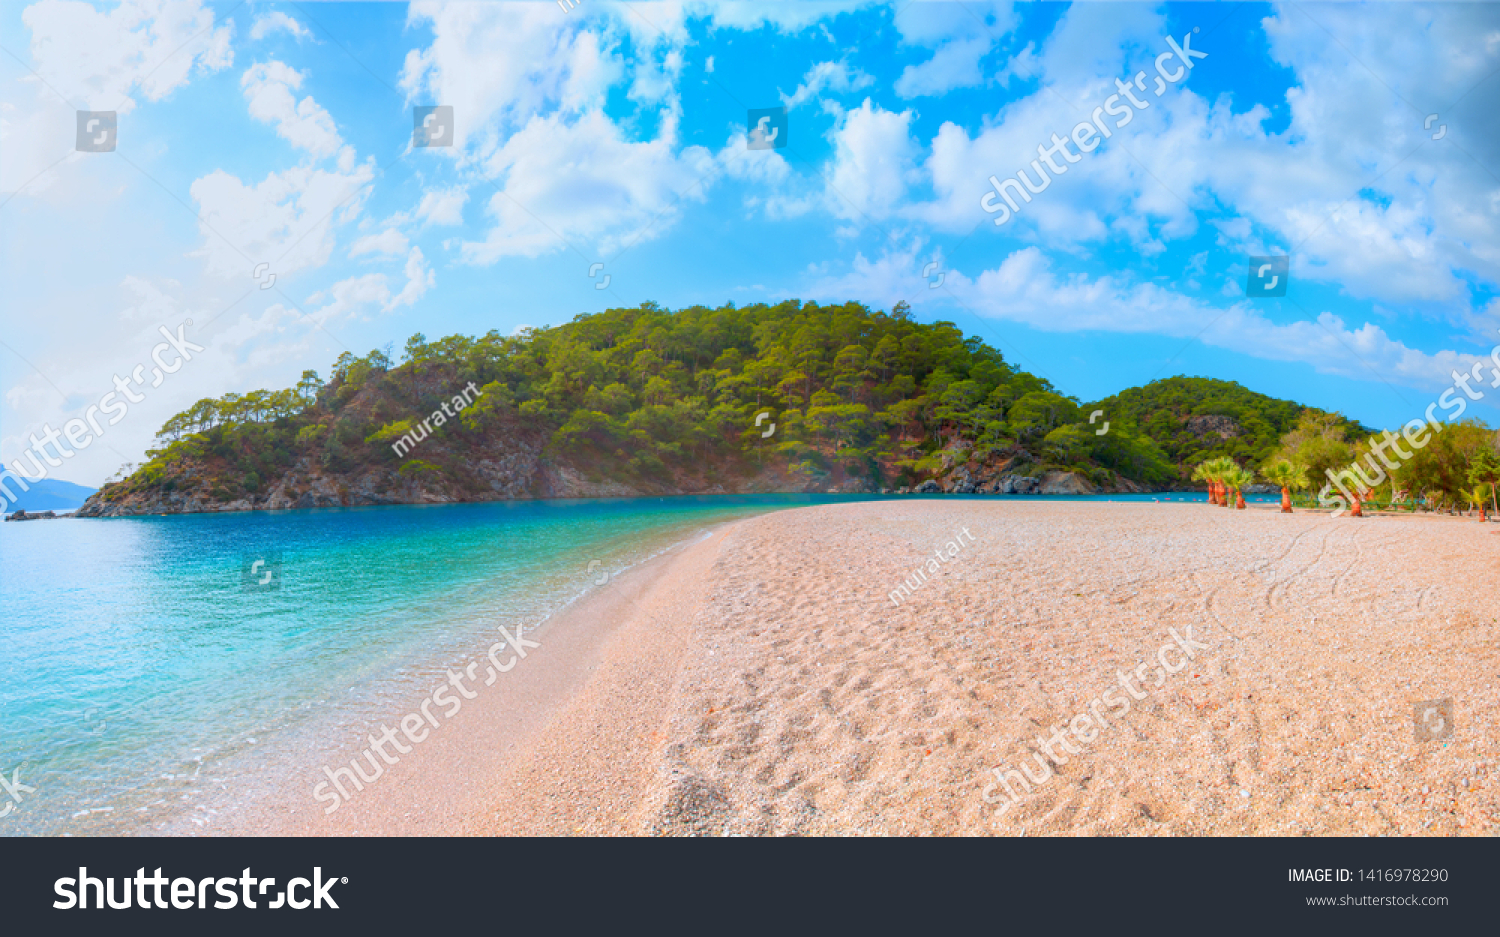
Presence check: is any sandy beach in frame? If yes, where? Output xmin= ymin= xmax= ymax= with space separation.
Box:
xmin=230 ymin=500 xmax=1499 ymax=836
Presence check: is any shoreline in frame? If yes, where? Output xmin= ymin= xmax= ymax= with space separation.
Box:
xmin=58 ymin=488 xmax=1259 ymax=520
xmin=169 ymin=522 xmax=730 ymax=836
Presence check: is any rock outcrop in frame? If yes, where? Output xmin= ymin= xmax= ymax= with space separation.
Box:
xmin=992 ymin=475 xmax=1039 ymax=494
xmin=1036 ymin=471 xmax=1097 ymax=495
xmin=1184 ymin=414 xmax=1242 ymax=440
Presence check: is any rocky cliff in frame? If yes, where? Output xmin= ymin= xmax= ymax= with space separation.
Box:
xmin=75 ymin=438 xmax=830 ymax=517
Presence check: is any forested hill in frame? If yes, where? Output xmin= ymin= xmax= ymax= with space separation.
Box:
xmin=1091 ymin=377 xmax=1372 ymax=470
xmin=79 ymin=300 xmax=1353 ymax=514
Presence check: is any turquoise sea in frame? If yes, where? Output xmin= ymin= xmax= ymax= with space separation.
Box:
xmin=0 ymin=491 xmax=1247 ymax=835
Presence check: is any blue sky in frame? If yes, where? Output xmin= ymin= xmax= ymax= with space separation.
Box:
xmin=4 ymin=0 xmax=1500 ymax=486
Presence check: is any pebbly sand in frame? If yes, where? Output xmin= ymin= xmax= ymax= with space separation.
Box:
xmin=236 ymin=501 xmax=1500 ymax=836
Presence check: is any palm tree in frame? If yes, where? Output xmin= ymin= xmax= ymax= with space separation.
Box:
xmin=1213 ymin=457 xmax=1240 ymax=508
xmin=1225 ymin=466 xmax=1255 ymax=510
xmin=1261 ymin=458 xmax=1308 ymax=514
xmin=1468 ymin=483 xmax=1494 ymax=523
xmin=1193 ymin=456 xmax=1251 ymax=508
xmin=1191 ymin=460 xmax=1217 ymax=505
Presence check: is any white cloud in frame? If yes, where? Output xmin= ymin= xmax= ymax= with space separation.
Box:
xmin=250 ymin=12 xmax=312 ymax=42
xmin=307 ymin=248 xmax=433 ymax=320
xmin=2 ymin=0 xmax=233 ymax=197
xmin=304 ymin=273 xmax=389 ymax=322
xmin=415 ymin=186 xmax=469 ymax=226
xmin=630 ymin=47 xmax=684 ymax=107
xmin=396 ymin=1 xmax=897 ymax=259
xmin=896 ymin=3 xmax=1500 ymax=320
xmin=681 ymin=1 xmax=866 ymax=34
xmin=896 ymin=35 xmax=992 ymax=98
xmin=825 ymin=99 xmax=919 ymax=222
xmin=961 ymin=248 xmax=1485 ymax=392
xmin=0 ymin=101 xmax=72 ymax=198
xmin=461 ymin=109 xmax=714 ymax=262
xmin=910 ymin=7 xmax=1206 ymax=248
xmin=189 ymin=161 xmax=376 ymax=278
xmin=781 ymin=61 xmax=874 ymax=110
xmin=808 ymin=243 xmax=1494 ymax=395
xmin=350 ymin=228 xmax=409 ymax=258
xmin=21 ymin=0 xmax=232 ymax=112
xmin=388 ymin=247 xmax=435 ymax=310
xmin=893 ymin=1 xmax=1017 ymax=98
xmin=400 ymin=2 xmax=623 ymax=153
xmin=242 ymin=61 xmax=342 ymax=159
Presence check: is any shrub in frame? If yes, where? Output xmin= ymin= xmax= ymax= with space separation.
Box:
xmin=399 ymin=459 xmax=440 ymax=478
xmin=295 ymin=424 xmax=327 ymax=447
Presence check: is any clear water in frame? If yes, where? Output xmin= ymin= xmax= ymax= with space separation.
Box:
xmin=0 ymin=491 xmax=1231 ymax=835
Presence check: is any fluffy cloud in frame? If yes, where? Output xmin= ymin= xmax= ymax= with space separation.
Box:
xmin=349 ymin=228 xmax=409 ymax=258
xmin=680 ymin=1 xmax=866 ymax=34
xmin=893 ymin=1 xmax=1018 ymax=98
xmin=307 ymin=248 xmax=433 ymax=320
xmin=242 ymin=61 xmax=343 ymax=159
xmin=809 ymin=243 xmax=1492 ymax=394
xmin=190 ymin=54 xmax=371 ymax=280
xmin=398 ymin=1 xmax=717 ymax=256
xmin=962 ymin=248 xmax=1488 ymax=392
xmin=903 ymin=4 xmax=1500 ymax=319
xmin=1195 ymin=4 xmax=1500 ymax=312
xmin=189 ymin=160 xmax=376 ymax=278
xmin=781 ymin=61 xmax=874 ymax=110
xmin=461 ymin=110 xmax=714 ymax=262
xmin=825 ymin=99 xmax=920 ymax=223
xmin=21 ymin=0 xmax=232 ymax=111
xmin=250 ymin=12 xmax=312 ymax=42
xmin=0 ymin=100 xmax=73 ymax=197
xmin=414 ymin=186 xmax=468 ymax=226
xmin=400 ymin=1 xmax=622 ymax=153
xmin=911 ymin=4 xmax=1205 ymax=244
xmin=388 ymin=247 xmax=435 ymax=309
xmin=2 ymin=0 xmax=233 ymax=197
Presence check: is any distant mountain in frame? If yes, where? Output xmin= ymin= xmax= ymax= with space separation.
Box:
xmin=0 ymin=473 xmax=96 ymax=514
